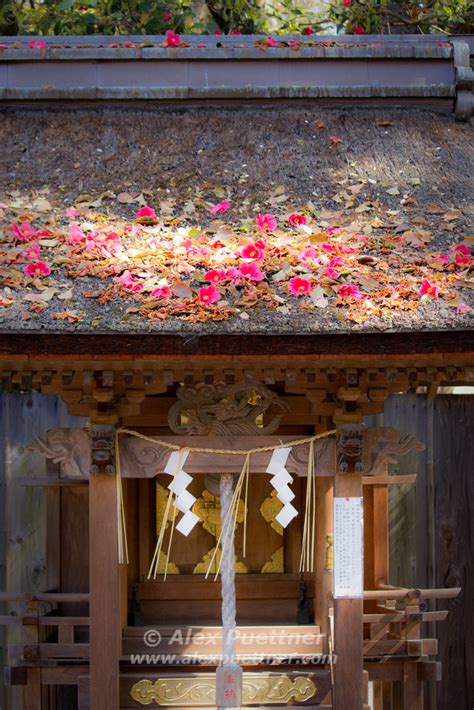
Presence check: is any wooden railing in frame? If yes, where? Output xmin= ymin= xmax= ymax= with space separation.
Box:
xmin=0 ymin=585 xmax=460 ymax=668
xmin=362 ymin=585 xmax=460 ymax=658
xmin=0 ymin=592 xmax=90 ymax=664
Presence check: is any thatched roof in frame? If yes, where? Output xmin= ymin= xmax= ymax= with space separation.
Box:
xmin=0 ymin=105 xmax=472 ymax=345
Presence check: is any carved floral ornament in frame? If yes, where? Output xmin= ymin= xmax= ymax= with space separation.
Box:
xmin=130 ymin=673 xmax=317 ymax=706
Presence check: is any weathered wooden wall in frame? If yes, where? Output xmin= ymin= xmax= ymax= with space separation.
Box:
xmin=382 ymin=393 xmax=474 ymax=710
xmin=0 ymin=392 xmax=84 ymax=710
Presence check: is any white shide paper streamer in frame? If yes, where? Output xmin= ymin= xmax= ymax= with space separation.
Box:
xmin=165 ymin=450 xmax=199 ymax=537
xmin=265 ymin=447 xmax=298 ymax=528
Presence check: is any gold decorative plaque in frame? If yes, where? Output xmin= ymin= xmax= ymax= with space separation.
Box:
xmin=260 ymin=490 xmax=284 ymax=536
xmin=156 ymin=483 xmax=177 ymax=530
xmin=155 ymin=550 xmax=180 ymax=575
xmin=261 ymin=545 xmax=284 ymax=574
xmin=325 ymin=533 xmax=334 ymax=570
xmin=130 ymin=673 xmax=317 ymax=706
xmin=193 ymin=546 xmax=248 ymax=575
xmin=192 ymin=489 xmax=245 ymax=539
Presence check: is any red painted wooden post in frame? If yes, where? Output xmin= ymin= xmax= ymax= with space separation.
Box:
xmin=89 ymin=426 xmax=120 ymax=710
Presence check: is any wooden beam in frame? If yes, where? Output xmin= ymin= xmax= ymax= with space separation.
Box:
xmin=89 ymin=427 xmax=120 ymax=710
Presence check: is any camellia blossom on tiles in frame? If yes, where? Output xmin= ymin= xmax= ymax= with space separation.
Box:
xmin=0 ymin=195 xmax=472 ymax=326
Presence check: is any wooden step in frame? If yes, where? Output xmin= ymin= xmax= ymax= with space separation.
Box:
xmin=122 ymin=625 xmax=324 ymax=662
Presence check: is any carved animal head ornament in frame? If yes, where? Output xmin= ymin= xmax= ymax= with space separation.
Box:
xmin=336 ymin=425 xmax=425 ymax=475
xmin=28 ymin=428 xmax=91 ymax=477
xmin=168 ymin=382 xmax=288 ymax=436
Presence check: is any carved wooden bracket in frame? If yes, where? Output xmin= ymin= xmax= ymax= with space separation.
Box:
xmin=336 ymin=426 xmax=364 ymax=474
xmin=90 ymin=425 xmax=116 ymax=475
xmin=337 ymin=425 xmax=425 ymax=476
xmin=28 ymin=428 xmax=91 ymax=477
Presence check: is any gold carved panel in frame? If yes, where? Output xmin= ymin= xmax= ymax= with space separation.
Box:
xmin=261 ymin=546 xmax=284 ymax=574
xmin=155 ymin=476 xmax=286 ymax=574
xmin=192 ymin=489 xmax=245 ymax=539
xmin=130 ymin=673 xmax=317 ymax=706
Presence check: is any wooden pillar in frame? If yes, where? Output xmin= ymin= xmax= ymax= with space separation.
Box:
xmin=314 ymin=476 xmax=333 ymax=652
xmin=23 ymin=668 xmax=41 ymax=710
xmin=402 ymin=661 xmax=423 ymax=710
xmin=333 ymin=427 xmax=364 ymax=710
xmin=89 ymin=425 xmax=120 ymax=710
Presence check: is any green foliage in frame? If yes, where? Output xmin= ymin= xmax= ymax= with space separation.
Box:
xmin=1 ymin=0 xmax=195 ymax=36
xmin=0 ymin=0 xmax=320 ymax=35
xmin=206 ymin=0 xmax=319 ymax=34
xmin=326 ymin=0 xmax=474 ymax=35
xmin=0 ymin=0 xmax=472 ymax=35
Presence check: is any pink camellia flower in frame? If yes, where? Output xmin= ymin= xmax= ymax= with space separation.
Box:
xmin=419 ymin=279 xmax=440 ymax=298
xmin=163 ymin=11 xmax=172 ymax=22
xmin=326 ymin=227 xmax=341 ymax=236
xmin=209 ymin=200 xmax=231 ymax=214
xmin=267 ymin=37 xmax=276 ymax=47
xmin=212 ymin=30 xmax=223 ymax=35
xmin=225 ymin=267 xmax=240 ymax=282
xmin=303 ymin=26 xmax=315 ymax=35
xmin=288 ymin=277 xmax=312 ymax=295
xmin=9 ymin=222 xmax=40 ymax=241
xmin=328 ymin=255 xmax=344 ymax=268
xmin=117 ymin=270 xmax=144 ymax=292
xmin=150 ymin=285 xmax=171 ymax=299
xmin=205 ymin=269 xmax=225 ymax=283
xmin=323 ymin=267 xmax=340 ymax=280
xmin=165 ymin=30 xmax=181 ymax=47
xmin=353 ymin=24 xmax=366 ymax=35
xmin=28 ymin=39 xmax=47 ymax=49
xmin=299 ymin=246 xmax=318 ymax=263
xmin=239 ymin=263 xmax=265 ymax=281
xmin=125 ymin=224 xmax=143 ymax=236
xmin=87 ymin=231 xmax=121 ymax=258
xmin=22 ymin=243 xmax=41 ymax=261
xmin=342 ymin=0 xmax=352 ymax=6
xmin=65 ymin=207 xmax=80 ymax=218
xmin=256 ymin=213 xmax=277 ymax=231
xmin=135 ymin=206 xmax=157 ymax=224
xmin=456 ymin=302 xmax=471 ymax=314
xmin=67 ymin=224 xmax=86 ymax=246
xmin=240 ymin=242 xmax=265 ymax=261
xmin=338 ymin=283 xmax=362 ymax=298
xmin=229 ymin=28 xmax=241 ymax=35
xmin=451 ymin=244 xmax=471 ymax=267
xmin=198 ymin=285 xmax=221 ymax=304
xmin=24 ymin=260 xmax=50 ymax=277
xmin=288 ymin=213 xmax=307 ymax=227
